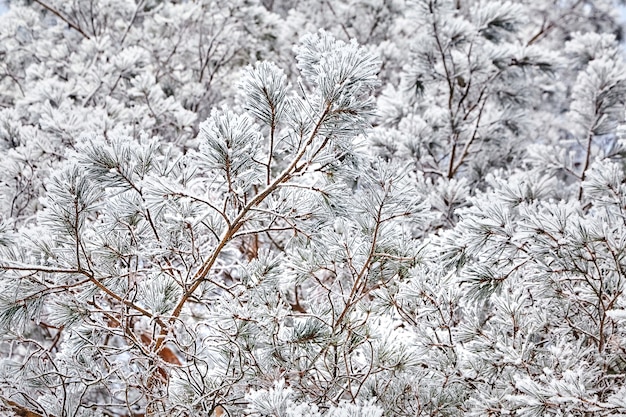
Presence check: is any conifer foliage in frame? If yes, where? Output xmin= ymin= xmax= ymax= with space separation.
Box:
xmin=1 ymin=0 xmax=626 ymax=416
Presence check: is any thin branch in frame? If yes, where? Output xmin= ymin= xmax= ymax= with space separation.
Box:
xmin=32 ymin=0 xmax=91 ymax=40
xmin=0 ymin=263 xmax=159 ymax=325
xmin=120 ymin=0 xmax=144 ymax=44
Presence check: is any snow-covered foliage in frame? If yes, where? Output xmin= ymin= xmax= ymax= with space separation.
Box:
xmin=1 ymin=0 xmax=626 ymax=416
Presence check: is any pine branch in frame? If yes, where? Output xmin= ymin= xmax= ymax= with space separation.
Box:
xmin=153 ymin=102 xmax=333 ymax=352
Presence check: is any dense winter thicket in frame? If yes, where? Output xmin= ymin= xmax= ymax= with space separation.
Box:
xmin=2 ymin=0 xmax=626 ymax=415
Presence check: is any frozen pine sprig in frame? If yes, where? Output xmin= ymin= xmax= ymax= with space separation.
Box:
xmin=198 ymin=109 xmax=264 ymax=197
xmin=295 ymin=31 xmax=380 ymax=128
xmin=471 ymin=1 xmax=525 ymax=42
xmin=239 ymin=61 xmax=288 ymax=129
xmin=581 ymin=161 xmax=626 ymax=210
xmin=40 ymin=165 xmax=103 ymax=263
xmin=245 ymin=379 xmax=293 ymax=416
xmin=569 ymin=56 xmax=626 ymax=137
xmin=77 ymin=133 xmax=160 ymax=190
xmin=245 ymin=380 xmax=385 ymax=417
